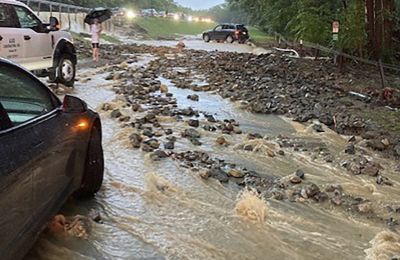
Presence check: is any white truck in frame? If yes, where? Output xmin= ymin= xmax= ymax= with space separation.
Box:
xmin=0 ymin=0 xmax=76 ymax=86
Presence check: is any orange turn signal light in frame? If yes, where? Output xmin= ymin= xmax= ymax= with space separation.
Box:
xmin=75 ymin=119 xmax=89 ymax=130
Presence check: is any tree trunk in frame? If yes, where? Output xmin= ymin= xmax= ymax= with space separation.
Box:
xmin=366 ymin=0 xmax=376 ymax=58
xmin=383 ymin=0 xmax=395 ymax=50
xmin=375 ymin=0 xmax=383 ymax=59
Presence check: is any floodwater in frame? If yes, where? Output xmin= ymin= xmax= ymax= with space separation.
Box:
xmin=127 ymin=39 xmax=270 ymax=55
xmin=26 ymin=53 xmax=400 ymax=260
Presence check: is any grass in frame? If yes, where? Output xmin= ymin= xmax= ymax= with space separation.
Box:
xmin=70 ymin=31 xmax=121 ymax=44
xmin=102 ymin=34 xmax=122 ymax=44
xmin=133 ymin=17 xmax=217 ymax=38
xmin=361 ymin=108 xmax=400 ymax=134
xmin=248 ymin=26 xmax=274 ymax=43
xmin=133 ymin=18 xmax=274 ymax=43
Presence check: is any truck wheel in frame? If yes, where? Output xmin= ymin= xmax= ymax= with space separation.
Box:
xmin=203 ymin=34 xmax=210 ymax=43
xmin=226 ymin=35 xmax=234 ymax=44
xmin=56 ymin=53 xmax=76 ymax=87
xmin=74 ymin=125 xmax=104 ymax=199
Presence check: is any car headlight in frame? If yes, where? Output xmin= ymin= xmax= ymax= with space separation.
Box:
xmin=127 ymin=10 xmax=136 ymax=19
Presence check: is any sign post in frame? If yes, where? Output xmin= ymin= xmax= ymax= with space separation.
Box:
xmin=332 ymin=21 xmax=340 ymax=65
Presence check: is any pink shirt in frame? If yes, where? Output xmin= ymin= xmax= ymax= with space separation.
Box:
xmin=91 ymin=24 xmax=101 ymax=43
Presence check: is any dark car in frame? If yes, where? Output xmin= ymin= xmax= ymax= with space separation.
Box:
xmin=202 ymin=24 xmax=249 ymax=44
xmin=0 ymin=59 xmax=104 ymax=260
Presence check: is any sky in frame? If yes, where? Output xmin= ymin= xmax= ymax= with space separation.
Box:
xmin=175 ymin=0 xmax=225 ymax=10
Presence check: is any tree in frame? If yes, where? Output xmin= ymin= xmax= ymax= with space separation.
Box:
xmin=225 ymin=0 xmax=399 ymax=61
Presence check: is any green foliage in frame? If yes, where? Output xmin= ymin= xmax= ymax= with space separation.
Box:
xmin=336 ymin=0 xmax=367 ymax=56
xmin=248 ymin=26 xmax=274 ymax=42
xmin=224 ymin=0 xmax=399 ymax=58
xmin=290 ymin=1 xmax=332 ymax=44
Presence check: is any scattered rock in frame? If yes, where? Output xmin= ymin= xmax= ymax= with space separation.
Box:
xmin=358 ymin=202 xmax=373 ymax=214
xmin=312 ymin=124 xmax=324 ymax=133
xmin=89 ymin=209 xmax=102 ymax=223
xmin=189 ymin=138 xmax=202 ymax=146
xmin=228 ymin=169 xmax=245 ymax=178
xmin=216 ymin=136 xmax=229 ymax=146
xmin=295 ymin=169 xmax=305 ymax=179
xmin=290 ymin=176 xmax=302 ymax=184
xmin=142 ymin=129 xmax=154 ymax=138
xmin=110 ymin=109 xmax=122 ymax=118
xmin=187 ymin=119 xmax=200 ymax=128
xmin=199 ymin=170 xmax=211 ymax=179
xmin=277 ymin=150 xmax=285 ymax=156
xmin=101 ymin=103 xmax=113 ymax=111
xmin=131 ymin=103 xmax=142 ymax=112
xmin=182 ymin=128 xmax=201 ymax=139
xmin=187 ymin=94 xmax=199 ymax=101
xmin=345 ymin=143 xmax=355 ymax=155
xmin=377 ymin=175 xmax=393 ymax=186
xmin=331 ymin=196 xmax=343 ymax=206
xmin=176 ymin=41 xmax=186 ymax=49
xmin=395 ymin=144 xmax=400 ymax=156
xmin=300 ymin=184 xmax=320 ymax=199
xmin=164 ymin=141 xmax=175 ymax=150
xmin=367 ymin=139 xmax=386 ymax=151
xmin=382 ymin=138 xmax=390 ymax=147
xmin=362 ymin=164 xmax=380 ymax=177
xmin=325 ymin=184 xmax=342 ymax=193
xmin=129 ymin=133 xmax=143 ymax=148
xmin=243 ymin=144 xmax=254 ymax=151
xmin=348 ymin=136 xmax=356 ymax=142
xmin=141 ymin=143 xmax=154 ymax=153
xmin=208 ymin=168 xmax=229 ymax=183
xmin=144 ymin=138 xmax=160 ymax=149
xmin=160 ymin=84 xmax=169 ymax=93
xmin=247 ymin=133 xmax=263 ymax=140
xmin=150 ymin=150 xmax=169 ymax=160
xmin=205 ymin=114 xmax=216 ymax=122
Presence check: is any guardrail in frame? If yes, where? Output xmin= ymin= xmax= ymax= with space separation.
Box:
xmin=18 ymin=0 xmax=115 ymax=34
xmin=272 ymin=31 xmax=400 ymax=73
xmin=19 ymin=0 xmax=90 ymax=13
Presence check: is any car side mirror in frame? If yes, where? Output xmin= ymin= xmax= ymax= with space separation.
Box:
xmin=48 ymin=16 xmax=60 ymax=31
xmin=62 ymin=95 xmax=87 ymax=113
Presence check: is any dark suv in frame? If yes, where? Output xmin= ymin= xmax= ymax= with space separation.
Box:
xmin=203 ymin=24 xmax=249 ymax=44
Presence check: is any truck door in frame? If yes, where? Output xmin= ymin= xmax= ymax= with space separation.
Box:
xmin=0 ymin=3 xmax=24 ymax=65
xmin=12 ymin=5 xmax=53 ymax=70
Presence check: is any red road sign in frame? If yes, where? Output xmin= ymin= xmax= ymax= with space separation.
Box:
xmin=333 ymin=21 xmax=340 ymax=33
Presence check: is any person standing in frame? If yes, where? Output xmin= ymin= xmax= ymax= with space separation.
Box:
xmin=90 ymin=19 xmax=102 ymax=62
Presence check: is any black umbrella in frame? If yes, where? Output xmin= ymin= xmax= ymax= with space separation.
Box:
xmin=84 ymin=8 xmax=112 ymax=24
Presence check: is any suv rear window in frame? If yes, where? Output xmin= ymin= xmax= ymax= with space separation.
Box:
xmin=0 ymin=4 xmax=18 ymax=28
xmin=236 ymin=24 xmax=247 ymax=30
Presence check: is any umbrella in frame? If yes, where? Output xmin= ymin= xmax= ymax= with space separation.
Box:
xmin=84 ymin=8 xmax=112 ymax=24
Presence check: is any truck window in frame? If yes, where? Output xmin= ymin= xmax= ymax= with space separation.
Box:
xmin=0 ymin=4 xmax=19 ymax=28
xmin=13 ymin=5 xmax=43 ymax=32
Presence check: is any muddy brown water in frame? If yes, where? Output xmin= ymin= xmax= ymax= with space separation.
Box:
xmin=26 ymin=54 xmax=400 ymax=260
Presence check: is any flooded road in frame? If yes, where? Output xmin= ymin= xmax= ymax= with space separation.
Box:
xmin=26 ymin=50 xmax=400 ymax=260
